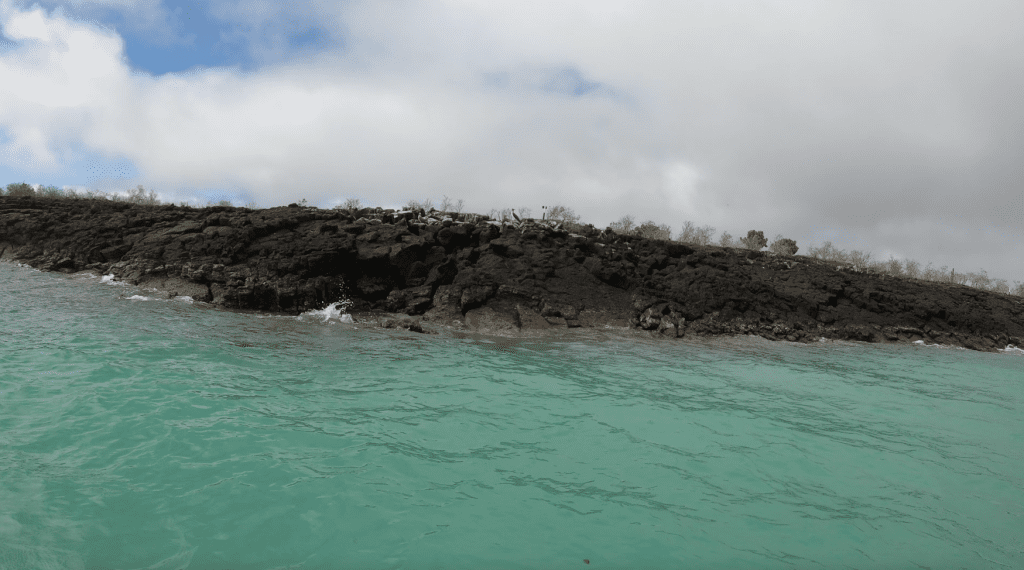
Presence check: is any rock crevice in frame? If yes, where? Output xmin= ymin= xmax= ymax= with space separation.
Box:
xmin=2 ymin=196 xmax=1022 ymax=351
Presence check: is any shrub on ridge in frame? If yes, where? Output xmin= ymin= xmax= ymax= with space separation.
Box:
xmin=678 ymin=221 xmax=715 ymax=245
xmin=768 ymin=235 xmax=798 ymax=255
xmin=739 ymin=230 xmax=767 ymax=251
xmin=6 ymin=182 xmax=35 ymax=197
xmin=635 ymin=220 xmax=672 ymax=241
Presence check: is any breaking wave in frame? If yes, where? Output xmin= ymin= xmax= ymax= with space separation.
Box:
xmin=298 ymin=301 xmax=354 ymax=324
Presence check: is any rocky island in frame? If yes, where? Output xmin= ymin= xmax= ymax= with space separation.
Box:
xmin=2 ymin=195 xmax=1022 ymax=352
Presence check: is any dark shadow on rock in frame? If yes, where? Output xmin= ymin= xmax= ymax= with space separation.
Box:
xmin=3 ymin=196 xmax=1023 ymax=352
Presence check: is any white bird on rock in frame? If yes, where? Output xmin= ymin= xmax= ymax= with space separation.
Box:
xmin=512 ymin=209 xmax=521 ymax=222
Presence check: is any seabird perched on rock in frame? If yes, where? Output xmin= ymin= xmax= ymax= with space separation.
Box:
xmin=512 ymin=209 xmax=521 ymax=222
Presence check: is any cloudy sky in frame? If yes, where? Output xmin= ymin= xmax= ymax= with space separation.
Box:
xmin=1 ymin=0 xmax=1022 ymax=280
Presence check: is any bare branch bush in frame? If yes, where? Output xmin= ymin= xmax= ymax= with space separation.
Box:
xmin=635 ymin=220 xmax=672 ymax=241
xmin=965 ymin=271 xmax=991 ymax=290
xmin=546 ymin=205 xmax=581 ymax=225
xmin=125 ymin=185 xmax=159 ymax=205
xmin=6 ymin=182 xmax=35 ymax=197
xmin=677 ymin=221 xmax=697 ymax=243
xmin=922 ymin=264 xmax=950 ymax=283
xmin=438 ymin=195 xmax=464 ymax=214
xmin=677 ymin=221 xmax=716 ymax=245
xmin=334 ymin=198 xmax=362 ymax=211
xmin=768 ymin=235 xmax=799 ymax=255
xmin=718 ymin=231 xmax=735 ymax=247
xmin=904 ymin=259 xmax=921 ymax=279
xmin=807 ymin=241 xmax=837 ymax=260
xmin=739 ymin=230 xmax=767 ymax=251
xmin=406 ymin=198 xmax=434 ymax=211
xmin=543 ymin=205 xmax=585 ymax=231
xmin=488 ymin=208 xmax=513 ymax=222
xmin=694 ymin=225 xmax=716 ymax=246
xmin=608 ymin=215 xmax=636 ymax=235
xmin=38 ymin=185 xmax=65 ymax=198
xmin=846 ymin=250 xmax=871 ymax=268
xmin=885 ymin=257 xmax=904 ymax=276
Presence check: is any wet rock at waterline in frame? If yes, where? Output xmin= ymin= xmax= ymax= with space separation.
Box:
xmin=2 ymin=196 xmax=1023 ymax=352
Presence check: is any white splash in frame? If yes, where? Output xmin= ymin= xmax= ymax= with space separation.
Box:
xmin=100 ymin=274 xmax=123 ymax=285
xmin=126 ymin=295 xmax=150 ymax=301
xmin=913 ymin=339 xmax=965 ymax=350
xmin=299 ymin=301 xmax=354 ymax=323
xmin=1000 ymin=344 xmax=1024 ymax=355
xmin=175 ymin=296 xmax=194 ymax=303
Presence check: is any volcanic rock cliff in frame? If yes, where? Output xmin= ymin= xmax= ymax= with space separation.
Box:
xmin=2 ymin=196 xmax=1022 ymax=352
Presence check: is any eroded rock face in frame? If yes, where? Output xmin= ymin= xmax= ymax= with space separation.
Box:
xmin=2 ymin=196 xmax=1023 ymax=352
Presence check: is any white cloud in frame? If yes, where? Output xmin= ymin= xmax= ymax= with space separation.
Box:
xmin=0 ymin=0 xmax=1023 ymax=279
xmin=3 ymin=4 xmax=50 ymax=41
xmin=0 ymin=0 xmax=682 ymax=213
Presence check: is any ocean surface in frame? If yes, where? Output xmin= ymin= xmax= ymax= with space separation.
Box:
xmin=1 ymin=262 xmax=1022 ymax=570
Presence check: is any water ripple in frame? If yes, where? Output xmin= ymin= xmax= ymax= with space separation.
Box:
xmin=2 ymin=262 xmax=1022 ymax=569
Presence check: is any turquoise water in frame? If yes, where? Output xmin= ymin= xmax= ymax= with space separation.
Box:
xmin=1 ymin=263 xmax=1022 ymax=570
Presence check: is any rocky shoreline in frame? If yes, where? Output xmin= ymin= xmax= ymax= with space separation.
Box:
xmin=2 ymin=195 xmax=1022 ymax=352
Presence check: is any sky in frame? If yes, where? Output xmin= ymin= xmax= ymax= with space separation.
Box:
xmin=0 ymin=0 xmax=1022 ymax=281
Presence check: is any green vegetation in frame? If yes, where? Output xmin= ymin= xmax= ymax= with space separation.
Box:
xmin=5 ymin=182 xmax=35 ymax=197
xmin=2 ymin=182 xmax=159 ymax=204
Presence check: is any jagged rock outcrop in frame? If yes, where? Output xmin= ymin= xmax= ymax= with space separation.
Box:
xmin=2 ymin=195 xmax=1023 ymax=352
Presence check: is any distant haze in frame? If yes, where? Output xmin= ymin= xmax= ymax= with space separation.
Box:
xmin=1 ymin=0 xmax=1022 ymax=280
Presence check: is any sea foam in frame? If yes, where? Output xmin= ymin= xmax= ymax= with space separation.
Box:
xmin=299 ymin=301 xmax=354 ymax=323
xmin=913 ymin=339 xmax=966 ymax=350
